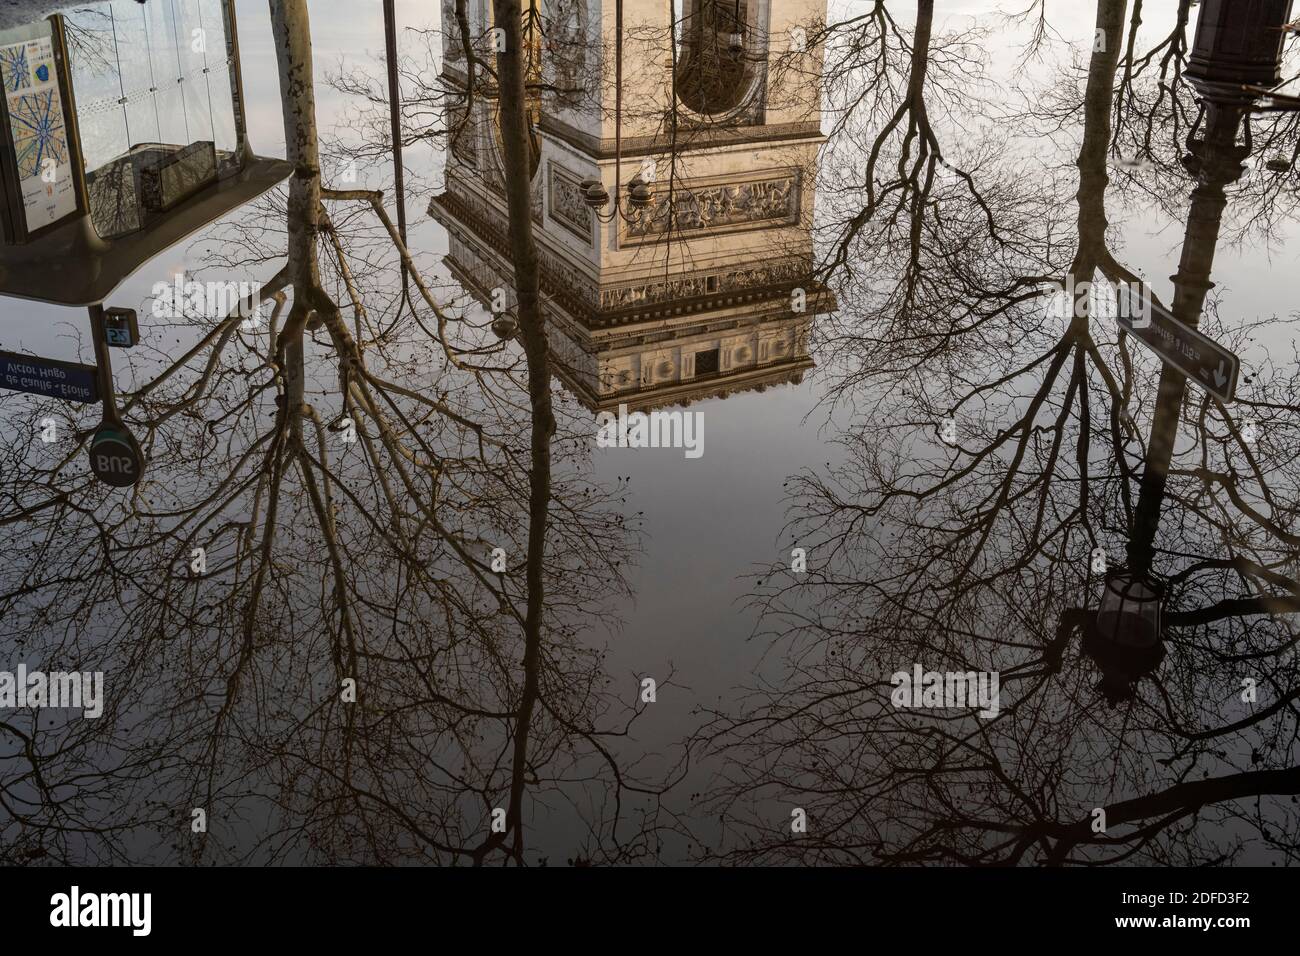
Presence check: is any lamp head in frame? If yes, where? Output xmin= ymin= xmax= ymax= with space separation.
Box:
xmin=580 ymin=179 xmax=610 ymax=209
xmin=627 ymin=176 xmax=653 ymax=209
xmin=491 ymin=314 xmax=518 ymax=339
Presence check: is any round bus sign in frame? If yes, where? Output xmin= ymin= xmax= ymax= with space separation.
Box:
xmin=89 ymin=423 xmax=144 ymax=487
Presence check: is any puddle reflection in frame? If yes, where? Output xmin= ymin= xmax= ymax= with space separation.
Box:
xmin=0 ymin=0 xmax=1298 ymax=867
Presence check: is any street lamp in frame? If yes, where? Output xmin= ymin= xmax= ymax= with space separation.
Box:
xmin=580 ymin=178 xmax=610 ymax=210
xmin=626 ymin=175 xmax=653 ymax=209
xmin=576 ymin=0 xmax=657 ymax=224
xmin=579 ymin=174 xmax=654 ymax=217
xmin=490 ymin=312 xmax=518 ymax=339
xmin=1083 ymin=571 xmax=1167 ymax=706
xmin=1186 ymin=0 xmax=1295 ymax=104
xmin=0 ymin=0 xmax=291 ymax=306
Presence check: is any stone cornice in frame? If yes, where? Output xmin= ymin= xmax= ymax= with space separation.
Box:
xmin=538 ymin=112 xmax=826 ymax=160
xmin=436 ymin=70 xmax=827 ymax=160
xmin=430 ymin=189 xmax=829 ymax=330
xmin=554 ymin=358 xmax=815 ymax=414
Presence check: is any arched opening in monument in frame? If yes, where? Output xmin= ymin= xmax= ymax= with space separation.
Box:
xmin=673 ymin=0 xmax=758 ymax=116
xmin=492 ymin=98 xmax=542 ymax=181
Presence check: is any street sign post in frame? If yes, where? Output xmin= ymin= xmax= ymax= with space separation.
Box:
xmin=0 ymin=349 xmax=99 ymax=402
xmin=84 ymin=303 xmax=145 ymax=488
xmin=1115 ymin=283 xmax=1240 ymax=402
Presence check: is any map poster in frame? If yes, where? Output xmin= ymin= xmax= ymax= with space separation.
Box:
xmin=1 ymin=31 xmax=76 ymax=233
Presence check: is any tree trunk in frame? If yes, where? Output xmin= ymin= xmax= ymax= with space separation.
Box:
xmin=489 ymin=0 xmax=553 ymax=862
xmin=1074 ymin=0 xmax=1127 ymax=268
xmin=269 ymin=0 xmax=325 ymax=429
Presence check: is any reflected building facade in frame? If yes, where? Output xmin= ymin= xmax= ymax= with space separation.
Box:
xmin=430 ymin=0 xmax=832 ymax=410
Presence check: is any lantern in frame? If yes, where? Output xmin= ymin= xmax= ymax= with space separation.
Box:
xmin=580 ymin=178 xmax=609 ymax=210
xmin=490 ymin=313 xmax=517 ymax=339
xmin=1186 ymin=0 xmax=1295 ymax=102
xmin=0 ymin=0 xmax=291 ymax=306
xmin=1083 ymin=571 xmax=1167 ymax=706
xmin=626 ymin=175 xmax=652 ymax=209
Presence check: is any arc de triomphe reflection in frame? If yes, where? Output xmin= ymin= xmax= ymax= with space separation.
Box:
xmin=431 ymin=0 xmax=833 ymax=411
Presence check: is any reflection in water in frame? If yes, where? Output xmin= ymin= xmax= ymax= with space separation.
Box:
xmin=698 ymin=0 xmax=1300 ymax=866
xmin=1 ymin=0 xmax=1299 ymax=868
xmin=0 ymin=0 xmax=659 ymax=866
xmin=431 ymin=0 xmax=831 ymax=412
xmin=0 ymin=0 xmax=289 ymax=306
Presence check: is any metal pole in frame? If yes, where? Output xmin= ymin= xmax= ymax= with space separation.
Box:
xmin=1125 ymin=0 xmax=1294 ymax=575
xmin=1127 ymin=102 xmax=1248 ymax=577
xmin=615 ymin=0 xmax=622 ymax=205
xmin=384 ymin=0 xmax=409 ymax=295
xmin=86 ymin=303 xmax=145 ymax=487
xmin=88 ymin=303 xmax=121 ymax=425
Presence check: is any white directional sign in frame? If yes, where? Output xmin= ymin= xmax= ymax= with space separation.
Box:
xmin=1116 ymin=284 xmax=1239 ymax=402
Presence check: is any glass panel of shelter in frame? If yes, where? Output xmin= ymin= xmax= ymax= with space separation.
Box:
xmin=63 ymin=0 xmax=240 ymax=241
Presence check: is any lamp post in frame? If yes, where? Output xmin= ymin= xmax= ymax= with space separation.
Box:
xmin=1126 ymin=0 xmax=1293 ymax=578
xmin=1086 ymin=0 xmax=1296 ymax=700
xmin=577 ymin=0 xmax=655 ymax=222
xmin=1087 ymin=105 xmax=1243 ymax=705
xmin=383 ymin=0 xmax=408 ymax=299
xmin=1185 ymin=0 xmax=1294 ymax=99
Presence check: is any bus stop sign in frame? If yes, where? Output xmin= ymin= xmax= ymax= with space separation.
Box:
xmin=89 ymin=423 xmax=144 ymax=487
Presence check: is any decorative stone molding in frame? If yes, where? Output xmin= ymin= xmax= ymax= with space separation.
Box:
xmin=600 ymin=256 xmax=810 ymax=311
xmin=530 ymin=170 xmax=544 ymax=224
xmin=538 ymin=112 xmax=825 ymax=160
xmin=543 ymin=0 xmax=594 ymax=111
xmin=548 ymin=161 xmax=594 ymax=245
xmin=431 ymin=183 xmax=821 ymax=326
xmin=622 ymin=169 xmax=800 ymax=246
xmin=433 ymin=184 xmax=601 ymax=311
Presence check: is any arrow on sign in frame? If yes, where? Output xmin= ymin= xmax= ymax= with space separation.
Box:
xmin=1213 ymin=361 xmax=1228 ymax=390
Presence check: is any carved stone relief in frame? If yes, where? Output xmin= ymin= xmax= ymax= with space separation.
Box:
xmin=623 ymin=170 xmax=800 ymax=245
xmin=548 ymin=161 xmax=594 ymax=245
